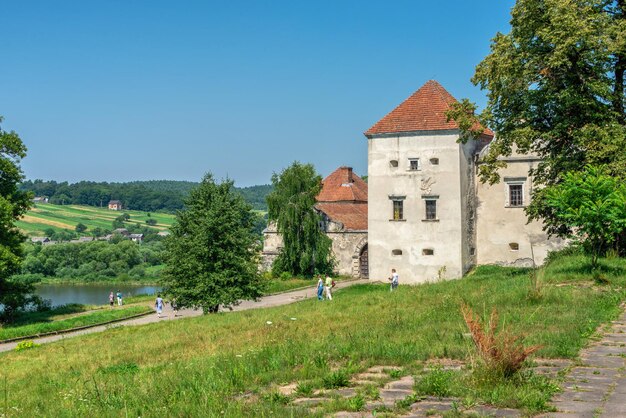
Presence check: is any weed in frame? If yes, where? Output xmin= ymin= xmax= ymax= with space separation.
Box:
xmin=14 ymin=340 xmax=38 ymax=351
xmin=360 ymin=384 xmax=380 ymax=400
xmin=347 ymin=394 xmax=365 ymax=411
xmin=261 ymin=391 xmax=290 ymax=405
xmin=322 ymin=370 xmax=350 ymax=389
xmin=395 ymin=393 xmax=421 ymax=409
xmin=527 ymin=268 xmax=544 ymax=301
xmin=387 ymin=368 xmax=403 ymax=378
xmin=415 ymin=367 xmax=457 ymax=397
xmin=295 ymin=381 xmax=313 ymax=397
xmin=461 ymin=303 xmax=541 ymax=377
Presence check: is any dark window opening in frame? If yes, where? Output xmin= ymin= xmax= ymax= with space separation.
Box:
xmin=392 ymin=249 xmax=403 ymax=256
xmin=393 ymin=200 xmax=404 ymax=220
xmin=509 ymin=242 xmax=519 ymax=251
xmin=425 ymin=199 xmax=437 ymax=220
xmin=430 ymin=158 xmax=439 ymax=165
xmin=422 ymin=248 xmax=434 ymax=256
xmin=390 ymin=160 xmax=398 ymax=167
xmin=409 ymin=158 xmax=420 ymax=170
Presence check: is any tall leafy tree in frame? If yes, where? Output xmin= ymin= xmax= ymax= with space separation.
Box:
xmin=266 ymin=162 xmax=333 ymax=276
xmin=161 ymin=174 xmax=263 ymax=313
xmin=0 ymin=116 xmax=36 ymax=320
xmin=448 ymin=0 xmax=626 ymax=245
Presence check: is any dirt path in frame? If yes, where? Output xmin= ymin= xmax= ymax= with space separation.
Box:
xmin=0 ymin=279 xmax=369 ymax=353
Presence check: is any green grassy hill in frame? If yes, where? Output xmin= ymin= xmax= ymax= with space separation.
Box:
xmin=3 ymin=255 xmax=625 ymax=416
xmin=16 ymin=203 xmax=176 ymax=237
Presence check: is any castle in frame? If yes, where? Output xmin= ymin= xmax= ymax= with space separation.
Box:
xmin=263 ymin=80 xmax=564 ymax=283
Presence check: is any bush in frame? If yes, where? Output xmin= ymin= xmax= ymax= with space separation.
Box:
xmin=322 ymin=370 xmax=350 ymax=389
xmin=14 ymin=341 xmax=39 ymax=351
xmin=461 ymin=303 xmax=541 ymax=378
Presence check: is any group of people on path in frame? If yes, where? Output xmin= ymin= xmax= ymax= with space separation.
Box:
xmin=108 ymin=290 xmax=123 ymax=307
xmin=315 ymin=268 xmax=399 ymax=299
xmin=316 ymin=275 xmax=335 ymax=300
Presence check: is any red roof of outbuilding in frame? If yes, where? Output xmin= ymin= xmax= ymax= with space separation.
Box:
xmin=316 ymin=166 xmax=368 ymax=203
xmin=315 ymin=167 xmax=368 ymax=231
xmin=364 ymin=80 xmax=494 ymax=137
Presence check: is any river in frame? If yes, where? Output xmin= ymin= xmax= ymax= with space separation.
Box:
xmin=35 ymin=283 xmax=161 ymax=307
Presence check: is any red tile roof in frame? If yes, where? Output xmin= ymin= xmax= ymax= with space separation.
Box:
xmin=316 ymin=166 xmax=368 ymax=203
xmin=315 ymin=167 xmax=368 ymax=231
xmin=364 ymin=80 xmax=494 ymax=137
xmin=315 ymin=202 xmax=368 ymax=231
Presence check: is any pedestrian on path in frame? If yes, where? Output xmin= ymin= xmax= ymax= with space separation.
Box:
xmin=109 ymin=291 xmax=114 ymax=308
xmin=116 ymin=290 xmax=123 ymax=306
xmin=388 ymin=268 xmax=399 ymax=292
xmin=155 ymin=294 xmax=165 ymax=318
xmin=171 ymin=298 xmax=179 ymax=317
xmin=324 ymin=275 xmax=333 ymax=300
xmin=316 ymin=275 xmax=324 ymax=300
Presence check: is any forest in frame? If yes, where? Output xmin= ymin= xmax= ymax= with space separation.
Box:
xmin=20 ymin=180 xmax=272 ymax=212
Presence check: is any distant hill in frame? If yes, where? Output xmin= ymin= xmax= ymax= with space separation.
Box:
xmin=20 ymin=180 xmax=273 ymax=212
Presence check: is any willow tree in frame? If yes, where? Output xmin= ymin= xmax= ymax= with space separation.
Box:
xmin=448 ymin=0 xmax=626 ymax=250
xmin=266 ymin=162 xmax=333 ymax=277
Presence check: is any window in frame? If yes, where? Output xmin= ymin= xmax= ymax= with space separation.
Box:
xmin=505 ymin=177 xmax=526 ymax=207
xmin=408 ymin=158 xmax=420 ymax=171
xmin=389 ymin=160 xmax=398 ymax=167
xmin=425 ymin=199 xmax=437 ymax=220
xmin=509 ymin=184 xmax=523 ymax=206
xmin=509 ymin=242 xmax=519 ymax=251
xmin=422 ymin=248 xmax=434 ymax=256
xmin=392 ymin=249 xmax=403 ymax=256
xmin=393 ymin=200 xmax=404 ymax=220
xmin=430 ymin=158 xmax=439 ymax=165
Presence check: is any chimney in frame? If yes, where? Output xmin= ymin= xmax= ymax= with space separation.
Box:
xmin=346 ymin=167 xmax=353 ymax=183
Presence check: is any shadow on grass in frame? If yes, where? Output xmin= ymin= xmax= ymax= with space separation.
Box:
xmin=6 ymin=303 xmax=87 ymax=328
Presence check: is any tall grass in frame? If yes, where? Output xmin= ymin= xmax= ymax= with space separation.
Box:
xmin=0 ymin=256 xmax=624 ymax=416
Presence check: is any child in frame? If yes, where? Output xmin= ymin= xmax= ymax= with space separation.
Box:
xmin=109 ymin=291 xmax=114 ymax=308
xmin=388 ymin=268 xmax=399 ymax=291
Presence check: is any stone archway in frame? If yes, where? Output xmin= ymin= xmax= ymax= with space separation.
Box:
xmin=351 ymin=236 xmax=368 ymax=279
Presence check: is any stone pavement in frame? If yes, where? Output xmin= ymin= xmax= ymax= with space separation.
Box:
xmin=0 ymin=279 xmax=369 ymax=353
xmin=539 ymin=309 xmax=626 ymax=418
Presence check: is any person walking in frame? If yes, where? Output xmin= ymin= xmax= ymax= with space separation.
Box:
xmin=324 ymin=274 xmax=333 ymax=301
xmin=388 ymin=268 xmax=399 ymax=292
xmin=116 ymin=290 xmax=123 ymax=306
xmin=171 ymin=298 xmax=179 ymax=317
xmin=155 ymin=294 xmax=165 ymax=318
xmin=109 ymin=291 xmax=114 ymax=308
xmin=316 ymin=275 xmax=324 ymax=300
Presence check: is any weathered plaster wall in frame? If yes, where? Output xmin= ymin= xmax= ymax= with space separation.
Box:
xmin=367 ymin=131 xmax=473 ymax=284
xmin=475 ymin=155 xmax=565 ymax=266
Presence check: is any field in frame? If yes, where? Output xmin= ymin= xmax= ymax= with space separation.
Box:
xmin=15 ymin=203 xmax=176 ymax=236
xmin=2 ymin=255 xmax=625 ymax=417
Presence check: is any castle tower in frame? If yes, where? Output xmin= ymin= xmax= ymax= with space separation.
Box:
xmin=364 ymin=80 xmax=493 ymax=283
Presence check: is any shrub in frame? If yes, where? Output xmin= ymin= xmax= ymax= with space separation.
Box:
xmin=461 ymin=303 xmax=541 ymax=377
xmin=322 ymin=370 xmax=350 ymax=389
xmin=415 ymin=367 xmax=456 ymax=397
xmin=15 ymin=341 xmax=39 ymax=351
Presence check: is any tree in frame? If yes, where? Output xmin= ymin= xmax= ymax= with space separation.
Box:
xmin=145 ymin=218 xmax=157 ymax=226
xmin=75 ymin=223 xmax=87 ymax=233
xmin=448 ymin=0 xmax=626 ymax=245
xmin=544 ymin=165 xmax=626 ymax=268
xmin=0 ymin=116 xmax=38 ymax=320
xmin=266 ymin=162 xmax=334 ymax=277
xmin=161 ymin=173 xmax=263 ymax=313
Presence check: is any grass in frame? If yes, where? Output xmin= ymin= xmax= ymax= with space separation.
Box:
xmin=16 ymin=203 xmax=175 ymax=237
xmin=262 ymin=275 xmax=350 ymax=294
xmin=0 ymin=304 xmax=152 ymax=341
xmin=0 ymin=255 xmax=624 ymax=417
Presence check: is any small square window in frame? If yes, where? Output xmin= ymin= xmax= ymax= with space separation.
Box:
xmin=392 ymin=249 xmax=403 ymax=256
xmin=422 ymin=248 xmax=434 ymax=256
xmin=390 ymin=160 xmax=398 ymax=167
xmin=430 ymin=158 xmax=439 ymax=165
xmin=392 ymin=200 xmax=404 ymax=220
xmin=508 ymin=184 xmax=524 ymax=207
xmin=408 ymin=158 xmax=420 ymax=171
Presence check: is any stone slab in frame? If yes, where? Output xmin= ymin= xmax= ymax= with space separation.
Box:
xmin=384 ymin=375 xmax=415 ymax=391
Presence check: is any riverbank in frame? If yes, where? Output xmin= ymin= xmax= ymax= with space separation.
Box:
xmin=0 ymin=304 xmax=153 ymax=341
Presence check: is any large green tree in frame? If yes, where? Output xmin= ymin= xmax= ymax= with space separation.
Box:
xmin=449 ymin=0 xmax=626 ymax=246
xmin=161 ymin=174 xmax=263 ymax=313
xmin=266 ymin=162 xmax=333 ymax=277
xmin=0 ymin=116 xmax=35 ymax=320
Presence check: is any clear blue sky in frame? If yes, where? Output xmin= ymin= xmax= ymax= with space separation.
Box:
xmin=1 ymin=0 xmax=514 ymax=186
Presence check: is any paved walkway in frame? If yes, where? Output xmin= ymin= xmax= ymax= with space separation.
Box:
xmin=540 ymin=308 xmax=626 ymax=418
xmin=0 ymin=279 xmax=369 ymax=353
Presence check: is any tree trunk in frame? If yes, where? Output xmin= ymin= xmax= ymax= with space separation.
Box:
xmin=615 ymin=0 xmax=626 ymax=124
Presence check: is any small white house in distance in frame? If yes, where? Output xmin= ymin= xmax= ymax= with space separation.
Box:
xmin=364 ymin=80 xmax=564 ymax=284
xmin=108 ymin=200 xmax=122 ymax=211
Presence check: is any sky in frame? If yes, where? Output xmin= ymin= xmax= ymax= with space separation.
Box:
xmin=1 ymin=0 xmax=514 ymax=187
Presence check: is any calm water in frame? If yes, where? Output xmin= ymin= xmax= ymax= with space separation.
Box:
xmin=35 ymin=284 xmax=161 ymax=307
